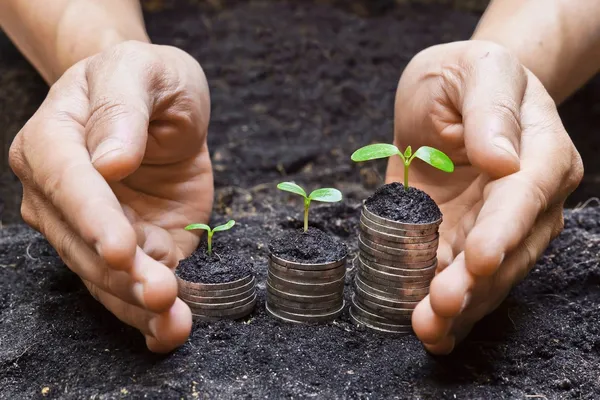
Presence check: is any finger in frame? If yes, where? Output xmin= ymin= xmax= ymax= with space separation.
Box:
xmin=423 ymin=334 xmax=455 ymax=356
xmin=85 ymin=281 xmax=192 ymax=353
xmin=84 ymin=47 xmax=157 ymax=181
xmin=31 ymin=189 xmax=177 ymax=311
xmin=460 ymin=42 xmax=526 ymax=177
xmin=412 ymin=295 xmax=452 ymax=345
xmin=429 ymin=253 xmax=477 ymax=318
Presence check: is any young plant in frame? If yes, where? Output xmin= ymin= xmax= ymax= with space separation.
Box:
xmin=184 ymin=220 xmax=235 ymax=256
xmin=277 ymin=182 xmax=342 ymax=232
xmin=351 ymin=144 xmax=454 ymax=190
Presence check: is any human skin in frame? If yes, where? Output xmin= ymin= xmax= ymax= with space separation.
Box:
xmin=389 ymin=0 xmax=598 ymax=354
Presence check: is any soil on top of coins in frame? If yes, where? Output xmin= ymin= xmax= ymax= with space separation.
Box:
xmin=269 ymin=227 xmax=348 ymax=264
xmin=2 ymin=1 xmax=600 ymax=399
xmin=365 ymin=183 xmax=442 ymax=224
xmin=176 ymin=238 xmax=253 ymax=284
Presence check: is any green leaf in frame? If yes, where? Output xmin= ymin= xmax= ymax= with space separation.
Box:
xmin=404 ymin=146 xmax=412 ymax=159
xmin=277 ymin=182 xmax=307 ymax=198
xmin=212 ymin=220 xmax=236 ymax=232
xmin=185 ymin=223 xmax=211 ymax=232
xmin=309 ymin=188 xmax=343 ymax=203
xmin=413 ymin=146 xmax=455 ymax=172
xmin=351 ymin=144 xmax=400 ymax=162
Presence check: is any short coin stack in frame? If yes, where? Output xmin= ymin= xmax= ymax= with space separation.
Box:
xmin=177 ymin=274 xmax=257 ymax=321
xmin=266 ymin=253 xmax=346 ymax=323
xmin=351 ymin=206 xmax=440 ymax=334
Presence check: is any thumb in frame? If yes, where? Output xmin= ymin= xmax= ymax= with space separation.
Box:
xmin=460 ymin=42 xmax=526 ymax=178
xmin=85 ymin=51 xmax=155 ymax=182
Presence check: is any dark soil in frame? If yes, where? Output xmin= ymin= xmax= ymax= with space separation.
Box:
xmin=269 ymin=227 xmax=348 ymax=264
xmin=1 ymin=0 xmax=600 ymax=399
xmin=365 ymin=183 xmax=442 ymax=223
xmin=176 ymin=240 xmax=252 ymax=284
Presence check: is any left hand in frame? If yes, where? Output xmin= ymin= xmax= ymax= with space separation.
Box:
xmin=387 ymin=40 xmax=584 ymax=354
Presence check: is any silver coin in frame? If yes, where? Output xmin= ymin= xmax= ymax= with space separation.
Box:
xmin=267 ymin=296 xmax=343 ymax=315
xmin=176 ymin=274 xmax=253 ymax=292
xmin=354 ymin=281 xmax=419 ymax=309
xmin=354 ymin=295 xmax=414 ymax=321
xmin=180 ymin=286 xmax=256 ymax=304
xmin=359 ymin=237 xmax=436 ymax=264
xmin=268 ymin=270 xmax=345 ymax=293
xmin=359 ymin=228 xmax=439 ymax=250
xmin=356 ymin=257 xmax=435 ymax=283
xmin=360 ymin=213 xmax=437 ymax=238
xmin=357 ymin=263 xmax=432 ymax=288
xmin=360 ymin=250 xmax=437 ymax=270
xmin=178 ymin=276 xmax=256 ymax=297
xmin=362 ymin=206 xmax=441 ymax=232
xmin=192 ymin=307 xmax=254 ymax=321
xmin=266 ymin=282 xmax=342 ymax=303
xmin=267 ymin=290 xmax=342 ymax=310
xmin=270 ymin=253 xmax=346 ymax=271
xmin=350 ymin=308 xmax=413 ymax=334
xmin=351 ymin=295 xmax=411 ymax=325
xmin=355 ymin=274 xmax=429 ymax=299
xmin=190 ymin=295 xmax=257 ymax=318
xmin=269 ymin=260 xmax=346 ymax=281
xmin=358 ymin=255 xmax=437 ymax=277
xmin=266 ymin=302 xmax=344 ymax=324
xmin=184 ymin=292 xmax=256 ymax=310
xmin=359 ymin=222 xmax=438 ymax=244
xmin=267 ymin=276 xmax=344 ymax=296
xmin=359 ymin=235 xmax=438 ymax=260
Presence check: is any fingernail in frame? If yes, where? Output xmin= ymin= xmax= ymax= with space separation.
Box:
xmin=91 ymin=139 xmax=123 ymax=164
xmin=148 ymin=317 xmax=160 ymax=338
xmin=498 ymin=252 xmax=505 ymax=266
xmin=460 ymin=292 xmax=472 ymax=313
xmin=492 ymin=137 xmax=519 ymax=160
xmin=133 ymin=282 xmax=147 ymax=308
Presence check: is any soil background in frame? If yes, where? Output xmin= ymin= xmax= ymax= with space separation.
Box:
xmin=1 ymin=1 xmax=600 ymax=399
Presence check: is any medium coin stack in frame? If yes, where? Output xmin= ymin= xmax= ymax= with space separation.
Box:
xmin=266 ymin=253 xmax=346 ymax=323
xmin=177 ymin=274 xmax=257 ymax=321
xmin=350 ymin=206 xmax=440 ymax=334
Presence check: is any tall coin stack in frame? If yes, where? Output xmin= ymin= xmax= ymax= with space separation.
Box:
xmin=177 ymin=275 xmax=257 ymax=321
xmin=350 ymin=206 xmax=439 ymax=334
xmin=266 ymin=253 xmax=346 ymax=323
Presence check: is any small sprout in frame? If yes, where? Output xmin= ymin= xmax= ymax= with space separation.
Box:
xmin=184 ymin=220 xmax=235 ymax=256
xmin=277 ymin=182 xmax=342 ymax=232
xmin=351 ymin=143 xmax=454 ymax=190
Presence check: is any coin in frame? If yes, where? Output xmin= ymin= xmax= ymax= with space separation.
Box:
xmin=362 ymin=206 xmax=441 ymax=232
xmin=360 ymin=234 xmax=438 ymax=259
xmin=354 ymin=281 xmax=419 ymax=309
xmin=176 ymin=274 xmax=253 ymax=292
xmin=266 ymin=282 xmax=342 ymax=303
xmin=360 ymin=250 xmax=437 ymax=269
xmin=359 ymin=222 xmax=438 ymax=244
xmin=351 ymin=295 xmax=411 ymax=325
xmin=266 ymin=301 xmax=344 ymax=323
xmin=360 ymin=213 xmax=436 ymax=238
xmin=355 ymin=274 xmax=429 ymax=299
xmin=357 ymin=262 xmax=432 ymax=288
xmin=268 ymin=270 xmax=345 ymax=293
xmin=359 ymin=228 xmax=439 ymax=250
xmin=358 ymin=236 xmax=437 ymax=263
xmin=350 ymin=308 xmax=413 ymax=334
xmin=184 ymin=292 xmax=255 ymax=310
xmin=268 ymin=297 xmax=343 ymax=315
xmin=269 ymin=259 xmax=346 ymax=281
xmin=179 ymin=285 xmax=255 ymax=304
xmin=356 ymin=257 xmax=435 ymax=283
xmin=270 ymin=253 xmax=346 ymax=271
xmin=267 ymin=290 xmax=342 ymax=311
xmin=178 ymin=276 xmax=256 ymax=297
xmin=358 ymin=255 xmax=437 ymax=277
xmin=192 ymin=308 xmax=254 ymax=321
xmin=354 ymin=295 xmax=414 ymax=321
xmin=189 ymin=294 xmax=256 ymax=317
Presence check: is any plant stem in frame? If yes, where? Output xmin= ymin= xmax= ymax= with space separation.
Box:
xmin=303 ymin=198 xmax=311 ymax=232
xmin=207 ymin=231 xmax=213 ymax=256
xmin=403 ymin=161 xmax=409 ymax=191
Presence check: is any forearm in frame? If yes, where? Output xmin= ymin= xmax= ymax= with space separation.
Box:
xmin=472 ymin=0 xmax=600 ymax=104
xmin=0 ymin=0 xmax=150 ymax=84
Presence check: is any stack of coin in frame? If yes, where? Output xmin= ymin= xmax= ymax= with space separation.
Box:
xmin=350 ymin=206 xmax=440 ymax=334
xmin=266 ymin=253 xmax=346 ymax=323
xmin=177 ymin=274 xmax=257 ymax=321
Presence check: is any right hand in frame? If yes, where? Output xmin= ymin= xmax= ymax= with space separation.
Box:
xmin=9 ymin=41 xmax=214 ymax=352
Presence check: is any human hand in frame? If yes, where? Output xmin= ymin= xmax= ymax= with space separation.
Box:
xmin=387 ymin=40 xmax=583 ymax=354
xmin=9 ymin=41 xmax=213 ymax=352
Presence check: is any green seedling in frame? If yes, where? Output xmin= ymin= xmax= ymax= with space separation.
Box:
xmin=277 ymin=182 xmax=342 ymax=232
xmin=184 ymin=220 xmax=235 ymax=256
xmin=351 ymin=144 xmax=454 ymax=190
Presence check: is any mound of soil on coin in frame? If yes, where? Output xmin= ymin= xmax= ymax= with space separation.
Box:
xmin=269 ymin=227 xmax=348 ymax=264
xmin=177 ymin=239 xmax=252 ymax=284
xmin=365 ymin=183 xmax=442 ymax=223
